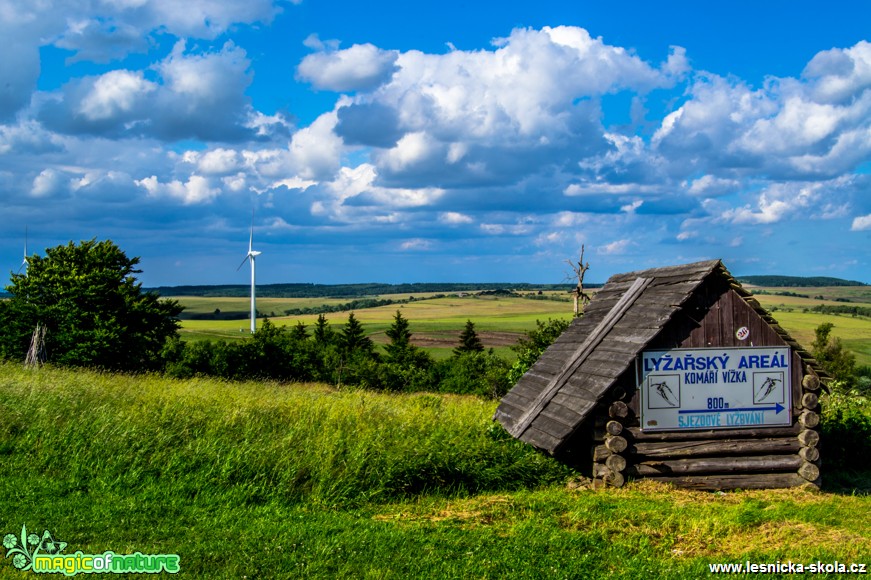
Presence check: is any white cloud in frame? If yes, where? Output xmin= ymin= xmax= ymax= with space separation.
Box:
xmin=78 ymin=70 xmax=156 ymax=121
xmin=379 ymin=132 xmax=440 ymax=172
xmin=319 ymin=26 xmax=684 ymax=189
xmin=136 ymin=174 xmax=219 ymax=204
xmin=298 ymin=43 xmax=399 ymax=92
xmin=564 ymin=182 xmax=660 ymax=196
xmin=620 ymin=200 xmax=643 ymax=213
xmin=686 ymin=175 xmax=740 ymax=197
xmin=852 ymin=213 xmax=871 ymax=231
xmin=676 ymin=230 xmax=696 ymax=241
xmin=654 ymin=41 xmax=871 ymax=180
xmin=223 ymin=173 xmax=248 ymax=192
xmin=534 ymin=231 xmax=564 ymax=246
xmin=4 ymin=15 xmax=871 ymax=285
xmin=480 ymin=223 xmax=532 ymax=235
xmin=0 ymin=0 xmax=287 ymax=121
xmin=719 ymin=180 xmax=848 ymax=225
xmin=803 ymin=41 xmax=871 ymax=104
xmin=31 ymin=168 xmax=64 ymax=198
xmin=400 ymin=238 xmax=432 ymax=251
xmin=55 ymin=18 xmax=148 ymax=63
xmin=269 ymin=177 xmax=317 ymax=191
xmin=91 ymin=0 xmax=289 ymax=40
xmin=196 ymin=148 xmax=241 ymax=175
xmin=39 ymin=40 xmax=255 ymax=141
xmin=159 ymin=40 xmax=250 ymax=101
xmin=289 ymin=111 xmax=344 ymax=180
xmin=0 ymin=1 xmax=53 ymax=122
xmin=598 ymin=239 xmax=632 ymax=255
xmin=439 ymin=211 xmax=474 ymax=224
xmin=0 ymin=119 xmax=62 ymax=154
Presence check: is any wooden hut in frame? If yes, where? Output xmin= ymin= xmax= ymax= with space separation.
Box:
xmin=494 ymin=260 xmax=825 ymax=490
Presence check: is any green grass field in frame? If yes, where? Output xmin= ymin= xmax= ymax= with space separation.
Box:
xmin=0 ymin=363 xmax=868 ymax=578
xmin=753 ymin=290 xmax=871 ymax=367
xmin=175 ymin=294 xmax=575 ymax=360
xmin=172 ymin=286 xmax=871 ymax=367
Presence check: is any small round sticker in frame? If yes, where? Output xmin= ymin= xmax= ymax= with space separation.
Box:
xmin=736 ymin=326 xmax=750 ymax=341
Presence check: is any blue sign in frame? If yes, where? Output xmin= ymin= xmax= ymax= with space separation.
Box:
xmin=639 ymin=347 xmax=792 ymax=431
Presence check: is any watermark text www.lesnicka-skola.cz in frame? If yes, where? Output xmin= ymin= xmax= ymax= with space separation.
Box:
xmin=3 ymin=525 xmax=180 ymax=575
xmin=709 ymin=560 xmax=867 ymax=574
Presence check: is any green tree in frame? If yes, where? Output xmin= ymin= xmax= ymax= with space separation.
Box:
xmin=811 ymin=322 xmax=857 ymax=387
xmin=385 ymin=310 xmax=413 ymax=360
xmin=1 ymin=239 xmax=182 ymax=370
xmin=380 ymin=310 xmax=435 ymax=391
xmin=454 ymin=319 xmax=484 ymax=356
xmin=291 ymin=321 xmax=309 ymax=341
xmin=312 ymin=314 xmax=334 ymax=346
xmin=508 ymin=317 xmax=571 ymax=384
xmin=341 ymin=312 xmax=375 ymax=356
xmin=438 ymin=351 xmax=510 ymax=398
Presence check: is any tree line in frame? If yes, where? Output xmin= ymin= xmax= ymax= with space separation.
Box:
xmin=2 ymin=239 xmax=865 ymax=398
xmin=150 ymin=281 xmax=580 ymax=299
xmin=0 ymin=239 xmax=569 ymax=399
xmin=162 ymin=314 xmax=526 ymax=397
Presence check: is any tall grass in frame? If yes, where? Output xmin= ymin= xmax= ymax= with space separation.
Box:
xmin=0 ymin=363 xmax=570 ymax=509
xmin=1 ymin=364 xmax=869 ymax=578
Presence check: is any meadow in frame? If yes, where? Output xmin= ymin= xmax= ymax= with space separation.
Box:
xmin=1 ymin=283 xmax=866 ymax=577
xmin=171 ymin=285 xmax=871 ymax=365
xmin=749 ymin=286 xmax=871 ymax=367
xmin=0 ymin=363 xmax=868 ymax=578
xmin=175 ymin=293 xmax=575 ymax=360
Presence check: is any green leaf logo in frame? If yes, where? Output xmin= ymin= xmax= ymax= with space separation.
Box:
xmin=3 ymin=525 xmax=66 ymax=571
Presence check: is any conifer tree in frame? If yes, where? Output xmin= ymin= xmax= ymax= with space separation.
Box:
xmin=385 ymin=309 xmax=412 ymax=360
xmin=454 ymin=319 xmax=484 ymax=356
xmin=341 ymin=312 xmax=374 ymax=355
xmin=291 ymin=321 xmax=309 ymax=341
xmin=313 ymin=314 xmax=333 ymax=345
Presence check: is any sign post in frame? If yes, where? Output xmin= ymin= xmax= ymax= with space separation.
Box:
xmin=639 ymin=347 xmax=792 ymax=431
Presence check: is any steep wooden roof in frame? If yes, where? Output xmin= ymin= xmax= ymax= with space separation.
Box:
xmin=494 ymin=259 xmax=824 ymax=454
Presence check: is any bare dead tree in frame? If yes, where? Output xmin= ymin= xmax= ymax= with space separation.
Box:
xmin=25 ymin=323 xmax=47 ymax=368
xmin=565 ymin=245 xmax=591 ymax=317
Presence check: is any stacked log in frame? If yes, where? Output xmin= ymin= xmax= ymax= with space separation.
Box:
xmin=797 ymin=372 xmax=822 ymax=486
xmin=590 ymin=371 xmax=823 ymax=490
xmin=591 ymin=400 xmax=630 ymax=487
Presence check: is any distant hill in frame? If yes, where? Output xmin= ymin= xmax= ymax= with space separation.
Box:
xmin=148 ymin=282 xmax=590 ymax=298
xmin=737 ymin=275 xmax=867 ymax=287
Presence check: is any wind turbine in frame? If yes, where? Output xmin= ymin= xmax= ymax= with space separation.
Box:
xmin=18 ymin=226 xmax=28 ymax=274
xmin=236 ymin=214 xmax=262 ymax=333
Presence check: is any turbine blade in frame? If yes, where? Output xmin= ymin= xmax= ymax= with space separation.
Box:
xmin=236 ymin=255 xmax=250 ymax=272
xmin=249 ymin=207 xmax=256 ymax=252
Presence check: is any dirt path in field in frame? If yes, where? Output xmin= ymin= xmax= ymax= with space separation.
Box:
xmin=369 ymin=331 xmax=522 ymax=348
xmin=411 ymin=331 xmax=523 ymax=348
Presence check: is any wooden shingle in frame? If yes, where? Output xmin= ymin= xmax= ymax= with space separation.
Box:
xmin=494 ymin=259 xmax=823 ymax=455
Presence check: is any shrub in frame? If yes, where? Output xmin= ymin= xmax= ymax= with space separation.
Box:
xmin=820 ymin=391 xmax=871 ymax=472
xmin=508 ymin=317 xmax=570 ymax=385
xmin=1 ymin=239 xmax=182 ymax=370
xmin=437 ymin=351 xmax=510 ymax=399
xmin=812 ymin=322 xmax=857 ymax=387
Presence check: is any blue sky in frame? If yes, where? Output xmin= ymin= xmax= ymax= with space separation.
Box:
xmin=1 ymin=0 xmax=870 ymax=285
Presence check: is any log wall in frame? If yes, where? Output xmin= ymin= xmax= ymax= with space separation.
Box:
xmin=590 ymin=369 xmax=822 ymax=490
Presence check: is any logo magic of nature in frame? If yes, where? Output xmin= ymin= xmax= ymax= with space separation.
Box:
xmin=3 ymin=525 xmax=180 ymax=575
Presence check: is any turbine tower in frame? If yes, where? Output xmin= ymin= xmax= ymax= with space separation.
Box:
xmin=237 ymin=216 xmax=262 ymax=333
xmin=18 ymin=226 xmax=28 ymax=274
